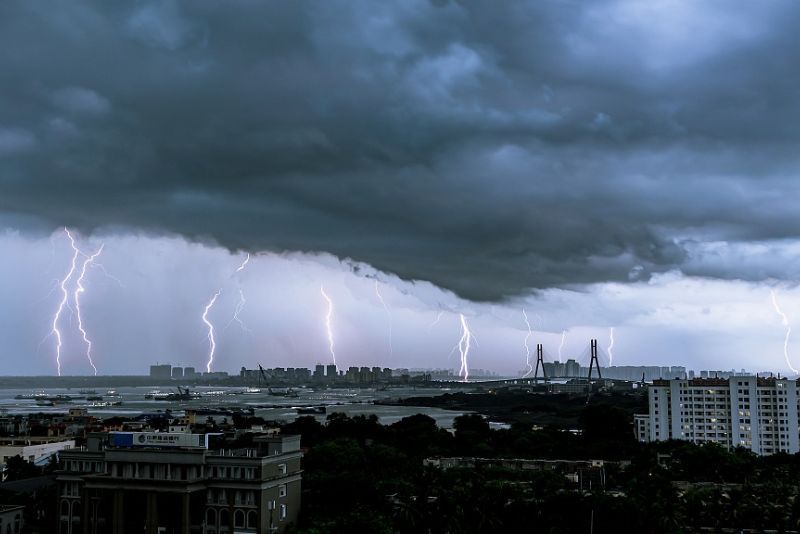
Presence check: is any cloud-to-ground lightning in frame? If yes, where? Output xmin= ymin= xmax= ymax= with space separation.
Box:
xmin=320 ymin=285 xmax=337 ymax=367
xmin=457 ymin=313 xmax=473 ymax=382
xmin=203 ymin=290 xmax=221 ymax=372
xmin=558 ymin=330 xmax=567 ymax=362
xmin=206 ymin=253 xmax=252 ymax=370
xmin=522 ymin=309 xmax=533 ymax=378
xmin=74 ymin=244 xmax=104 ymax=376
xmin=607 ymin=327 xmax=615 ymax=366
xmin=770 ymin=290 xmax=798 ymax=375
xmin=50 ymin=228 xmax=80 ymax=376
xmin=374 ymin=281 xmax=393 ymax=358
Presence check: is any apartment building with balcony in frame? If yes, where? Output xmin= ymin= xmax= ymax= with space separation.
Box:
xmin=640 ymin=376 xmax=799 ymax=455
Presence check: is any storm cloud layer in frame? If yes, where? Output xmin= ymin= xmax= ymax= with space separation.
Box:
xmin=2 ymin=1 xmax=800 ymax=300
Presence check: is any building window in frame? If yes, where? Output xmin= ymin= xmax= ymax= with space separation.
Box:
xmin=278 ymin=463 xmax=287 ymax=475
xmin=280 ymin=504 xmax=287 ymax=520
xmin=279 ymin=484 xmax=287 ymax=497
xmin=206 ymin=508 xmax=217 ymax=527
xmin=234 ymin=510 xmax=245 ymax=528
xmin=247 ymin=510 xmax=258 ymax=529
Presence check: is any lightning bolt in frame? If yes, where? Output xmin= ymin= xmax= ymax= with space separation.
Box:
xmin=771 ymin=290 xmax=798 ymax=375
xmin=321 ymin=285 xmax=337 ymax=368
xmin=521 ymin=309 xmax=533 ymax=378
xmin=234 ymin=253 xmax=250 ymax=274
xmin=205 ymin=253 xmax=251 ymax=371
xmin=203 ymin=290 xmax=221 ymax=372
xmin=558 ymin=330 xmax=567 ymax=362
xmin=74 ymin=244 xmax=104 ymax=376
xmin=374 ymin=281 xmax=393 ymax=358
xmin=225 ymin=288 xmax=252 ymax=333
xmin=50 ymin=228 xmax=80 ymax=376
xmin=607 ymin=327 xmax=615 ymax=366
xmin=225 ymin=254 xmax=252 ymax=333
xmin=457 ymin=313 xmax=473 ymax=382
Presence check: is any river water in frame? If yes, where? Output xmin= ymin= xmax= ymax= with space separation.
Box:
xmin=0 ymin=385 xmax=470 ymax=429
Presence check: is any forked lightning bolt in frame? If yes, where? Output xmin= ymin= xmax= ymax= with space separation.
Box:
xmin=771 ymin=290 xmax=798 ymax=375
xmin=321 ymin=285 xmax=337 ymax=367
xmin=50 ymin=228 xmax=80 ymax=376
xmin=205 ymin=253 xmax=251 ymax=371
xmin=607 ymin=327 xmax=615 ymax=366
xmin=203 ymin=290 xmax=221 ymax=372
xmin=226 ymin=254 xmax=252 ymax=333
xmin=522 ymin=309 xmax=533 ymax=378
xmin=558 ymin=330 xmax=567 ymax=362
xmin=457 ymin=313 xmax=473 ymax=382
xmin=74 ymin=244 xmax=104 ymax=376
xmin=374 ymin=281 xmax=393 ymax=358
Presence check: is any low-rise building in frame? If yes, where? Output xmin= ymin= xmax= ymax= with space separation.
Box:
xmin=57 ymin=431 xmax=301 ymax=533
xmin=0 ymin=504 xmax=24 ymax=534
xmin=1 ymin=437 xmax=76 ymax=474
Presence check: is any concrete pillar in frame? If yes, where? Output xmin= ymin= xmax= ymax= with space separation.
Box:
xmin=112 ymin=491 xmax=125 ymax=533
xmin=182 ymin=493 xmax=191 ymax=534
xmin=81 ymin=489 xmax=89 ymax=534
xmin=145 ymin=492 xmax=158 ymax=534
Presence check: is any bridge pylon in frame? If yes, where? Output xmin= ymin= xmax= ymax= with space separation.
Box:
xmin=533 ymin=343 xmax=548 ymax=382
xmin=587 ymin=339 xmax=602 ymax=381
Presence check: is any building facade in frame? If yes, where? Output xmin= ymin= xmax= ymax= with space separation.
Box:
xmin=642 ymin=376 xmax=800 ymax=455
xmin=56 ymin=431 xmax=301 ymax=534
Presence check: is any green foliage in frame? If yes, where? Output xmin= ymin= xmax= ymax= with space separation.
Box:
xmin=293 ymin=409 xmax=800 ymax=533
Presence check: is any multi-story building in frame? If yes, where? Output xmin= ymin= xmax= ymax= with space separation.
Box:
xmin=149 ymin=365 xmax=172 ymax=380
xmin=57 ymin=431 xmax=301 ymax=533
xmin=641 ymin=376 xmax=800 ymax=455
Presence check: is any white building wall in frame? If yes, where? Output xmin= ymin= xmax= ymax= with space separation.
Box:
xmin=647 ymin=377 xmax=800 ymax=455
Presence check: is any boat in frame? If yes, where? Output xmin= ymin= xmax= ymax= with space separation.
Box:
xmin=86 ymin=395 xmax=103 ymax=401
xmin=105 ymin=390 xmax=120 ymax=397
xmin=79 ymin=389 xmax=98 ymax=395
xmin=296 ymin=406 xmax=326 ymax=415
xmin=268 ymin=388 xmax=299 ymax=398
xmin=244 ymin=387 xmax=262 ymax=394
xmin=144 ymin=390 xmax=162 ymax=400
xmin=152 ymin=387 xmax=198 ymax=401
xmin=89 ymin=401 xmax=123 ymax=407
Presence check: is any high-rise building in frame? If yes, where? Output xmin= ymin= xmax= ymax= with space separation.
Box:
xmin=564 ymin=359 xmax=581 ymax=378
xmin=171 ymin=367 xmax=184 ymax=379
xmin=149 ymin=364 xmax=171 ymax=380
xmin=326 ymin=364 xmax=337 ymax=381
xmin=313 ymin=365 xmax=325 ymax=381
xmin=642 ymin=376 xmax=800 ymax=455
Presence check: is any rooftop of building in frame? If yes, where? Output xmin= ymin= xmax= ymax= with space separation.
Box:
xmin=652 ymin=376 xmax=798 ymax=387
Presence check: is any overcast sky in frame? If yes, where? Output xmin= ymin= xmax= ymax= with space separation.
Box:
xmin=2 ymin=1 xmax=800 ymax=376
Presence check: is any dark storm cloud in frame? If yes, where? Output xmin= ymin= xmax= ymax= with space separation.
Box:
xmin=1 ymin=0 xmax=799 ymax=300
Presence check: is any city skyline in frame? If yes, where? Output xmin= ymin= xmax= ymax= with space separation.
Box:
xmin=3 ymin=2 xmax=800 ymax=375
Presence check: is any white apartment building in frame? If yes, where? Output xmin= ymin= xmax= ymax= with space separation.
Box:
xmin=643 ymin=376 xmax=799 ymax=455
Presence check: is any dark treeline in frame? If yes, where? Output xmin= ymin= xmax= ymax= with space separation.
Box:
xmin=283 ymin=409 xmax=800 ymax=533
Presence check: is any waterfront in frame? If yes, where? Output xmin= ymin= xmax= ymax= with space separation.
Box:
xmin=0 ymin=385 xmax=472 ymax=428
